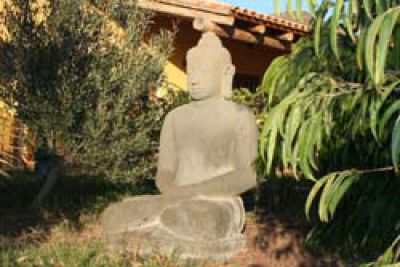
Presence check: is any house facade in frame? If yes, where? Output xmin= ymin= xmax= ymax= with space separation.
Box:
xmin=139 ymin=0 xmax=311 ymax=91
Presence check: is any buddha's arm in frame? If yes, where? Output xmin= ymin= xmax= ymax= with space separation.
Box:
xmin=155 ymin=113 xmax=177 ymax=194
xmin=166 ymin=110 xmax=258 ymax=197
xmin=175 ymin=168 xmax=256 ymax=196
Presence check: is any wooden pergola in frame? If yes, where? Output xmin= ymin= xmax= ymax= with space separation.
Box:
xmin=138 ymin=0 xmax=311 ymax=51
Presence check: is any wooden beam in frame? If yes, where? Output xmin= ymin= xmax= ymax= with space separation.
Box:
xmin=248 ymin=24 xmax=266 ymax=35
xmin=193 ymin=17 xmax=290 ymax=51
xmin=137 ymin=0 xmax=234 ymax=26
xmin=277 ymin=32 xmax=295 ymax=42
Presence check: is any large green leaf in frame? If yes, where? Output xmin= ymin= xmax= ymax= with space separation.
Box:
xmin=298 ymin=119 xmax=316 ymax=180
xmin=330 ymin=0 xmax=344 ymax=65
xmin=366 ymin=7 xmax=400 ymax=85
xmin=287 ymin=0 xmax=293 ymax=18
xmin=305 ymin=173 xmax=332 ymax=220
xmin=308 ymin=114 xmax=322 ymax=170
xmin=373 ymin=235 xmax=400 ymax=265
xmin=296 ymin=0 xmax=303 ymax=22
xmin=375 ymin=0 xmax=385 ymax=15
xmin=315 ymin=170 xmax=360 ymax=222
xmin=391 ymin=115 xmax=400 ymax=172
xmin=325 ymin=172 xmax=360 ymax=221
xmin=284 ymin=106 xmax=302 ymax=165
xmin=351 ymin=0 xmax=359 ymax=17
xmin=379 ymin=100 xmax=400 ymax=138
xmin=365 ymin=13 xmax=385 ymax=82
xmin=357 ymin=26 xmax=367 ymax=70
xmin=369 ymin=94 xmax=382 ymax=142
xmin=307 ymin=0 xmax=317 ymax=16
xmin=274 ymin=0 xmax=281 ymax=15
xmin=363 ymin=0 xmax=373 ymax=19
xmin=318 ymin=172 xmax=338 ymax=222
xmin=375 ymin=8 xmax=400 ymax=85
xmin=393 ymin=25 xmax=400 ymax=70
xmin=314 ymin=15 xmax=323 ymax=56
xmin=344 ymin=0 xmax=356 ymax=43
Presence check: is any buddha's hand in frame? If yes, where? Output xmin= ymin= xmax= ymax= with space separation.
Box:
xmin=162 ymin=184 xmax=198 ymax=198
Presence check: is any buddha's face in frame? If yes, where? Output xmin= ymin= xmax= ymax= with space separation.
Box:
xmin=187 ymin=51 xmax=225 ymax=100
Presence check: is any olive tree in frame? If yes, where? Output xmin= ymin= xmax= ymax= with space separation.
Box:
xmin=0 ymin=0 xmax=174 ymax=204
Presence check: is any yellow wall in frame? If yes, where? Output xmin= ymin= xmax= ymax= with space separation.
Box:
xmin=164 ymin=61 xmax=187 ymax=91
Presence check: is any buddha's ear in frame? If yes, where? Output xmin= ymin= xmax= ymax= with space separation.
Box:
xmin=222 ymin=64 xmax=235 ymax=100
xmin=224 ymin=64 xmax=235 ymax=77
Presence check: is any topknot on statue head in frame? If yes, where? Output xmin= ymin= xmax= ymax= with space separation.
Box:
xmin=186 ymin=32 xmax=235 ymax=100
xmin=187 ymin=32 xmax=232 ymax=66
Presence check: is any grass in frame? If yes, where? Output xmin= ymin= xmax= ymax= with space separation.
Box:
xmin=0 ymin=171 xmax=215 ymax=266
xmin=0 ymin=171 xmax=155 ymax=240
xmin=1 ymin=240 xmax=124 ymax=267
xmin=0 ymin=240 xmax=201 ymax=267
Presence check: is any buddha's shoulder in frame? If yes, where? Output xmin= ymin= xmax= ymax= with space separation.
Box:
xmin=227 ymin=101 xmax=252 ymax=112
xmin=225 ymin=101 xmax=256 ymax=119
xmin=167 ymin=103 xmax=191 ymax=117
xmin=163 ymin=104 xmax=192 ymax=120
xmin=165 ymin=101 xmax=255 ymax=120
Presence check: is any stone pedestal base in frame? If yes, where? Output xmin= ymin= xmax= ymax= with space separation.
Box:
xmin=106 ymin=228 xmax=246 ymax=262
xmin=101 ymin=195 xmax=246 ymax=262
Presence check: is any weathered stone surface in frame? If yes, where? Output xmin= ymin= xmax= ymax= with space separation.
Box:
xmin=102 ymin=195 xmax=246 ymax=261
xmin=101 ymin=32 xmax=258 ymax=262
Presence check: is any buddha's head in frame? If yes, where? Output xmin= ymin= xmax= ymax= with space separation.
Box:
xmin=186 ymin=32 xmax=235 ymax=100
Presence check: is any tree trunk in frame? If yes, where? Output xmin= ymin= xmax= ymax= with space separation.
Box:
xmin=31 ymin=161 xmax=62 ymax=207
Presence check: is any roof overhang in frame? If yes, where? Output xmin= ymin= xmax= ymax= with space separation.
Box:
xmin=137 ymin=0 xmax=311 ymax=51
xmin=232 ymin=7 xmax=311 ymax=36
xmin=138 ymin=0 xmax=235 ymax=26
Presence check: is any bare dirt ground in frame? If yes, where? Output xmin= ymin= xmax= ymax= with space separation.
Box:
xmin=226 ymin=215 xmax=345 ymax=267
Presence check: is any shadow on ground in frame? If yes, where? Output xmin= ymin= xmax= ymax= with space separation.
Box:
xmin=234 ymin=178 xmax=346 ymax=267
xmin=0 ymin=171 xmax=157 ymax=246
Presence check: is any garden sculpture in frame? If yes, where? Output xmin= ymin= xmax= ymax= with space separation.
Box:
xmin=101 ymin=32 xmax=258 ymax=262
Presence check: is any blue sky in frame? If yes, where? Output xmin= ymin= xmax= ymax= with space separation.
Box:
xmin=220 ymin=0 xmax=323 ymax=14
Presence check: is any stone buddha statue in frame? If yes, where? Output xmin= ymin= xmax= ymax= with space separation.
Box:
xmin=101 ymin=32 xmax=258 ymax=262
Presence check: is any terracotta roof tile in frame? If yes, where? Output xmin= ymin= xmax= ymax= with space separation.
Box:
xmin=231 ymin=7 xmax=311 ymax=35
xmin=153 ymin=0 xmax=232 ymax=15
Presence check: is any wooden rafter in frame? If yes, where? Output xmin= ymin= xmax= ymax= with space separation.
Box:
xmin=248 ymin=24 xmax=266 ymax=35
xmin=193 ymin=17 xmax=291 ymax=51
xmin=277 ymin=32 xmax=295 ymax=42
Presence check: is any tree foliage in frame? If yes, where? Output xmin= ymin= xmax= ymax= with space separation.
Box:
xmin=0 ymin=0 xmax=177 ymax=202
xmin=257 ymin=0 xmax=400 ymax=261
